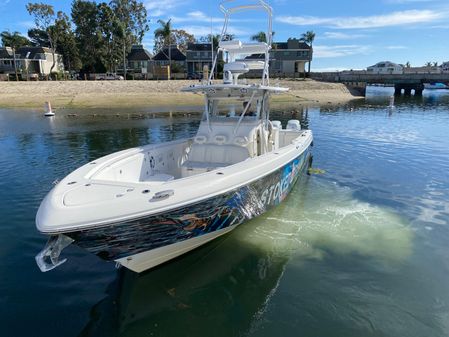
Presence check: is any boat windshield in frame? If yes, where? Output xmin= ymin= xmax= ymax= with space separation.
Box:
xmin=203 ymin=97 xmax=262 ymax=121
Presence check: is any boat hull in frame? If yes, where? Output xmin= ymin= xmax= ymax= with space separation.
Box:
xmin=62 ymin=148 xmax=311 ymax=272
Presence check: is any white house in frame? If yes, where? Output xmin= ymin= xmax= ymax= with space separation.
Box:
xmin=0 ymin=46 xmax=64 ymax=77
xmin=367 ymin=61 xmax=403 ymax=74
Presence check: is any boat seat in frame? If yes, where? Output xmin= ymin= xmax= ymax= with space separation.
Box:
xmin=187 ymin=143 xmax=249 ymax=164
xmin=181 ymin=143 xmax=250 ymax=177
xmin=143 ymin=173 xmax=174 ymax=184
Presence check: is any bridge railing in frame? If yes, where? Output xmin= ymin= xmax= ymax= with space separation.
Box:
xmin=311 ymin=71 xmax=449 ymax=84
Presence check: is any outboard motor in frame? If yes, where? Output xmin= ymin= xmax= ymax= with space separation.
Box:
xmin=287 ymin=120 xmax=301 ymax=131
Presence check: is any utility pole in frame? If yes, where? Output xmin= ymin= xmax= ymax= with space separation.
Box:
xmin=13 ymin=47 xmax=18 ymax=81
xmin=211 ymin=35 xmax=214 ymax=81
xmin=123 ymin=43 xmax=127 ymax=80
xmin=168 ymin=37 xmax=171 ymax=81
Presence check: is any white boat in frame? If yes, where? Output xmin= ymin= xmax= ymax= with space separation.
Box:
xmin=424 ymin=83 xmax=448 ymax=90
xmin=35 ymin=0 xmax=313 ymax=273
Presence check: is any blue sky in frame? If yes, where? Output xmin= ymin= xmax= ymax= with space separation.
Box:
xmin=1 ymin=0 xmax=448 ymax=70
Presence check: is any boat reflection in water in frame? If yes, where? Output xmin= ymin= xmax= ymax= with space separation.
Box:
xmin=79 ymin=216 xmax=291 ymax=337
xmin=79 ymin=176 xmax=413 ymax=337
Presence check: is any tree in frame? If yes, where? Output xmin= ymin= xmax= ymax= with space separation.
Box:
xmin=170 ymin=30 xmax=195 ymax=53
xmin=27 ymin=28 xmax=50 ymax=47
xmin=109 ymin=0 xmax=149 ymax=43
xmin=52 ymin=11 xmax=80 ymax=72
xmin=1 ymin=31 xmax=30 ymax=48
xmin=71 ymin=0 xmax=103 ymax=72
xmin=154 ymin=19 xmax=173 ymax=68
xmin=425 ymin=61 xmax=432 ymax=67
xmin=109 ymin=0 xmax=149 ymax=79
xmin=199 ymin=33 xmax=234 ymax=49
xmin=97 ymin=2 xmax=123 ymax=72
xmin=26 ymin=3 xmax=58 ymax=76
xmin=71 ymin=0 xmax=148 ymax=74
xmin=250 ymin=31 xmax=275 ymax=48
xmin=1 ymin=31 xmax=31 ymax=80
xmin=251 ymin=31 xmax=267 ymax=43
xmin=200 ymin=34 xmax=220 ymax=50
xmin=300 ymin=30 xmax=315 ymax=75
xmin=405 ymin=61 xmax=411 ymax=68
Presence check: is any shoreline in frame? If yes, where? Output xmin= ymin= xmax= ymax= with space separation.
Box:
xmin=0 ymin=79 xmax=362 ymax=110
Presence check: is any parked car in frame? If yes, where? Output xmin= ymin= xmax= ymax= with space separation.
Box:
xmin=187 ymin=72 xmax=203 ymax=80
xmin=96 ymin=73 xmax=124 ymax=80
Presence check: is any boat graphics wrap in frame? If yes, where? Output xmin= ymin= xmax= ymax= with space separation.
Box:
xmin=67 ymin=150 xmax=311 ymax=261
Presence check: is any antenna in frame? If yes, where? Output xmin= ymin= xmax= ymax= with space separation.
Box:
xmin=211 ymin=8 xmax=214 ymax=82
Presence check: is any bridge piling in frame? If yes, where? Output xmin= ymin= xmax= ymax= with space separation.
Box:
xmin=311 ymin=72 xmax=449 ymax=97
xmin=394 ymin=83 xmax=424 ymax=96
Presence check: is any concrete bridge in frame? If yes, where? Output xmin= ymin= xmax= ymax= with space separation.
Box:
xmin=311 ymin=72 xmax=449 ymax=96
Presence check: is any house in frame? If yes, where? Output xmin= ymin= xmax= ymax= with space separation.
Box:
xmin=270 ymin=38 xmax=312 ymax=75
xmin=0 ymin=47 xmax=14 ymax=74
xmin=126 ymin=45 xmax=153 ymax=79
xmin=367 ymin=61 xmax=403 ymax=74
xmin=0 ymin=46 xmax=64 ymax=78
xmin=153 ymin=45 xmax=186 ymax=79
xmin=243 ymin=38 xmax=312 ymax=77
xmin=17 ymin=46 xmax=64 ymax=75
xmin=185 ymin=43 xmax=213 ymax=79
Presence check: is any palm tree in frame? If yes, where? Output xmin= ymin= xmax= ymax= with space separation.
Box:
xmin=1 ymin=31 xmax=30 ymax=80
xmin=251 ymin=31 xmax=267 ymax=43
xmin=300 ymin=30 xmax=315 ymax=75
xmin=154 ymin=19 xmax=172 ymax=72
xmin=425 ymin=61 xmax=432 ymax=67
xmin=250 ymin=31 xmax=275 ymax=47
xmin=405 ymin=61 xmax=411 ymax=68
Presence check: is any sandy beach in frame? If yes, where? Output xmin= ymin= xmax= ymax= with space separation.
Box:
xmin=0 ymin=79 xmax=361 ymax=110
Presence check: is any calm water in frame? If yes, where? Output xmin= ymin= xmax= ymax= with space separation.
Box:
xmin=1 ymin=87 xmax=449 ymax=337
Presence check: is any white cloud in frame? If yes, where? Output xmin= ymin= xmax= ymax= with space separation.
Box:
xmin=385 ymin=45 xmax=407 ymax=49
xmin=313 ymin=45 xmax=372 ymax=58
xmin=277 ymin=9 xmax=446 ymax=29
xmin=164 ymin=11 xmax=255 ymax=38
xmin=171 ymin=11 xmax=224 ymax=23
xmin=171 ymin=10 xmax=257 ymax=24
xmin=322 ymin=32 xmax=366 ymax=40
xmin=19 ymin=20 xmax=35 ymax=29
xmin=177 ymin=25 xmax=249 ymax=38
xmin=144 ymin=0 xmax=185 ymax=17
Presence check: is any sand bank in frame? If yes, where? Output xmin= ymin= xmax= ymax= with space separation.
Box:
xmin=0 ymin=79 xmax=362 ymax=110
